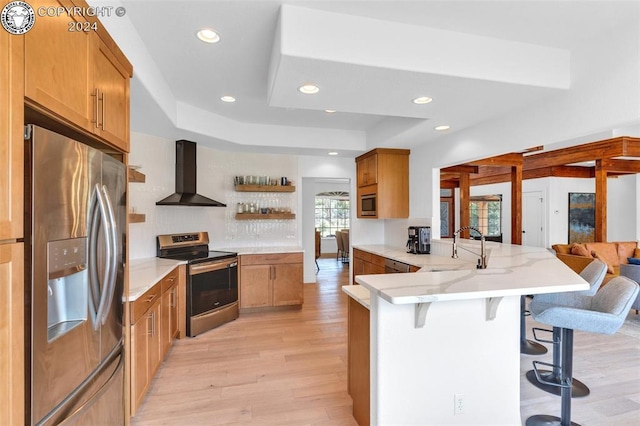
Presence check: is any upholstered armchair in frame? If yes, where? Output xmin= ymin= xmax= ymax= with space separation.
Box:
xmin=619 ymin=263 xmax=640 ymax=312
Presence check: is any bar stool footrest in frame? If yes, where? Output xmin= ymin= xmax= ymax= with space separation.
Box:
xmin=526 ymin=414 xmax=581 ymax=426
xmin=526 ymin=370 xmax=590 ymax=398
xmin=532 ymin=327 xmax=558 ymax=345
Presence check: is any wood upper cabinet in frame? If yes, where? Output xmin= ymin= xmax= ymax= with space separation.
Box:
xmin=24 ymin=0 xmax=132 ymax=153
xmin=355 ymin=148 xmax=410 ymax=219
xmin=93 ymin=37 xmax=130 ymax=151
xmin=240 ymin=253 xmax=303 ymax=309
xmin=24 ymin=0 xmax=93 ymax=131
xmin=0 ymin=29 xmax=24 ymax=241
xmin=357 ymin=154 xmax=377 ymax=187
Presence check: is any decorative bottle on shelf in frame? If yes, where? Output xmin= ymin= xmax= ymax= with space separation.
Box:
xmin=237 ymin=202 xmax=244 ymax=214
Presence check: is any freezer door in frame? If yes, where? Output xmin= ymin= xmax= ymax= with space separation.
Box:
xmin=31 ymin=126 xmax=103 ymax=424
xmin=39 ymin=344 xmax=124 ymax=426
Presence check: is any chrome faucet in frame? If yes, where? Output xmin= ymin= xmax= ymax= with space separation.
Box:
xmin=452 ymin=226 xmax=487 ymax=269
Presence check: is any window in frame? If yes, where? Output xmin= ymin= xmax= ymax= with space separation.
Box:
xmin=315 ymin=194 xmax=350 ymax=237
xmin=469 ymin=195 xmax=502 ymax=237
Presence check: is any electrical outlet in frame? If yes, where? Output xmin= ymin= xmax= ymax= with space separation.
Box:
xmin=454 ymin=394 xmax=464 ymax=415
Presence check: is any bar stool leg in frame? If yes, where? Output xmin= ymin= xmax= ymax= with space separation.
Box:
xmin=526 ymin=327 xmax=589 ymax=397
xmin=521 ymin=296 xmax=547 ymax=355
xmin=526 ymin=328 xmax=580 ymax=426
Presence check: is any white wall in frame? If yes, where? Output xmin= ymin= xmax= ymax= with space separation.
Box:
xmin=128 ymin=132 xmax=298 ymax=259
xmin=461 ymin=175 xmax=639 ymax=248
xmin=405 ymin=22 xmax=640 ymax=241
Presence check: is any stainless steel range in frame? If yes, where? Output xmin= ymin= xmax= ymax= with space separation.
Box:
xmin=157 ymin=232 xmax=238 ymax=337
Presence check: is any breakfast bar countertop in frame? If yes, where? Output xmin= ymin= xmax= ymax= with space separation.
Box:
xmin=353 ymin=240 xmax=589 ymax=305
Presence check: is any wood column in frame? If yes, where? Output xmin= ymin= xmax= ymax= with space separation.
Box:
xmin=595 ymin=160 xmax=607 ymax=242
xmin=459 ymin=172 xmax=470 ymax=238
xmin=511 ymin=164 xmax=523 ymax=245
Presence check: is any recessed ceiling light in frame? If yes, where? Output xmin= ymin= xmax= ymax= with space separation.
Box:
xmin=328 ymin=152 xmax=338 ymax=156
xmin=220 ymin=95 xmax=236 ymax=103
xmin=298 ymin=84 xmax=320 ymax=94
xmin=434 ymin=125 xmax=450 ymax=131
xmin=324 ymin=109 xmax=336 ymax=113
xmin=196 ymin=28 xmax=220 ymax=43
xmin=412 ymin=96 xmax=433 ymax=105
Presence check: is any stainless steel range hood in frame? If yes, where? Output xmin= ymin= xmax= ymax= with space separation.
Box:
xmin=156 ymin=140 xmax=226 ymax=207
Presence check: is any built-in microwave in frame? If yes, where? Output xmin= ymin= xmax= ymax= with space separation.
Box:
xmin=360 ymin=193 xmax=377 ymax=216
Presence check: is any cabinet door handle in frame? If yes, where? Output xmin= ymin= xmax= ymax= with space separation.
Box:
xmin=100 ymin=92 xmax=105 ymax=130
xmin=148 ymin=311 xmax=155 ymax=336
xmin=170 ymin=288 xmax=176 ymax=308
xmin=91 ymin=88 xmax=100 ymax=128
xmin=272 ymin=265 xmax=276 ymax=280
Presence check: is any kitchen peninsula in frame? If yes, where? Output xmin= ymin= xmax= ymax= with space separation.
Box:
xmin=344 ymin=240 xmax=589 ymax=425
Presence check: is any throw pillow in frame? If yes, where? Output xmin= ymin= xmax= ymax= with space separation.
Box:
xmin=628 ymin=257 xmax=640 ymax=265
xmin=570 ymin=243 xmax=592 ymax=258
xmin=634 ymin=248 xmax=640 ymax=258
xmin=592 ymin=251 xmax=614 ymax=274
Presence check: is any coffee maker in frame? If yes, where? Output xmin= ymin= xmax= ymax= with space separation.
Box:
xmin=407 ymin=226 xmax=431 ymax=254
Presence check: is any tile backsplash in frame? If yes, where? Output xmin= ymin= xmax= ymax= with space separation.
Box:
xmin=128 ymin=132 xmax=298 ymax=259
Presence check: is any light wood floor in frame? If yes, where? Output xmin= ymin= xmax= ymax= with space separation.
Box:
xmin=132 ymin=258 xmax=640 ymax=425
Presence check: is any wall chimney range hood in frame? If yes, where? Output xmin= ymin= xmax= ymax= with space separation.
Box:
xmin=156 ymin=140 xmax=226 ymax=207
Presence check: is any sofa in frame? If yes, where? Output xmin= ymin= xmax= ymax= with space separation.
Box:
xmin=551 ymin=241 xmax=640 ymax=286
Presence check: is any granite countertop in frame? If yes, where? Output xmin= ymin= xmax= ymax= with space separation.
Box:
xmin=128 ymin=257 xmax=186 ymax=301
xmin=352 ymin=240 xmax=589 ymax=305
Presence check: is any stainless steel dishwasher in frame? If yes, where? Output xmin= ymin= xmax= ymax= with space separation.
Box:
xmin=384 ymin=258 xmax=412 ymax=273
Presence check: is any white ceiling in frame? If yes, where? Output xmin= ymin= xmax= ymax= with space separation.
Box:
xmin=93 ymin=0 xmax=640 ymax=157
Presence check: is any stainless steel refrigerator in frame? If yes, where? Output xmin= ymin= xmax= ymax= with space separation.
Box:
xmin=28 ymin=125 xmax=126 ymax=425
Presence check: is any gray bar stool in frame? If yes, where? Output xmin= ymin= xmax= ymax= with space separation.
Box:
xmin=520 ymin=295 xmax=547 ymax=355
xmin=526 ymin=259 xmax=607 ymax=397
xmin=525 ymin=276 xmax=639 ymax=426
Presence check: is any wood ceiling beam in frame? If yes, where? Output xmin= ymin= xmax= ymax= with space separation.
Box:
xmin=440 ymin=172 xmax=461 ymax=181
xmin=441 ymin=165 xmax=479 ymax=174
xmin=523 ymin=137 xmax=640 ymax=170
xmin=468 ymin=152 xmax=524 ymax=167
xmin=599 ymin=159 xmax=640 ymax=173
xmin=470 ymin=165 xmax=596 ymax=185
xmin=521 ymin=145 xmax=544 ymax=153
xmin=440 ymin=180 xmax=459 ymax=189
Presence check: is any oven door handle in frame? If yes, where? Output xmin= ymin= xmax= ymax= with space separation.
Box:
xmin=190 ymin=260 xmax=237 ymax=275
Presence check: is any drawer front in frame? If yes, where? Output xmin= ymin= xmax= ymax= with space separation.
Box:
xmin=131 ymin=284 xmax=161 ymax=324
xmin=354 ymin=249 xmax=372 ymax=263
xmin=371 ymin=254 xmax=386 ymax=267
xmin=161 ymin=268 xmax=179 ymax=293
xmin=241 ymin=252 xmax=303 ymax=266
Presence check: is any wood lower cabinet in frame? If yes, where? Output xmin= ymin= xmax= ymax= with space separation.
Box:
xmin=160 ymin=269 xmax=179 ymax=357
xmin=24 ymin=0 xmax=132 ymax=152
xmin=240 ymin=252 xmax=303 ymax=309
xmin=355 ymin=148 xmax=410 ymax=219
xmin=348 ymin=297 xmax=370 ymax=426
xmin=130 ymin=267 xmax=181 ymax=415
xmin=352 ymin=249 xmax=386 ymax=284
xmin=0 ymin=243 xmax=25 ymax=425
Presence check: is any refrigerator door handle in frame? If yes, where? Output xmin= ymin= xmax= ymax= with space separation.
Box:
xmin=99 ymin=185 xmax=119 ymax=326
xmin=90 ymin=184 xmax=114 ymax=331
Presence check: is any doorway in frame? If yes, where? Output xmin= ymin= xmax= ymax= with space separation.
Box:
xmin=523 ymin=191 xmax=545 ymax=247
